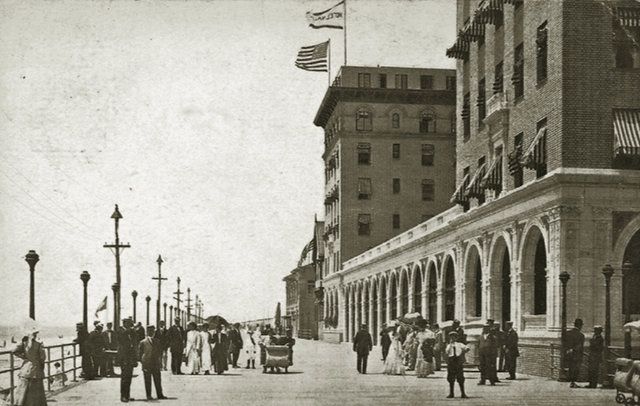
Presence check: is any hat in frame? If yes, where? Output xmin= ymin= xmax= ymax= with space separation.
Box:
xmin=594 ymin=325 xmax=603 ymax=331
xmin=122 ymin=317 xmax=133 ymax=324
xmin=486 ymin=319 xmax=495 ymax=324
xmin=448 ymin=331 xmax=459 ymax=337
xmin=76 ymin=322 xmax=84 ymax=327
xmin=93 ymin=321 xmax=101 ymax=326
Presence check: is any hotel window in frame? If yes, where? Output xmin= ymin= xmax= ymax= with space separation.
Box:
xmin=357 ymin=143 xmax=371 ymax=165
xmin=613 ymin=16 xmax=640 ymax=69
xmin=477 ymin=78 xmax=486 ymax=124
xmin=395 ymin=74 xmax=408 ymax=89
xmin=512 ymin=43 xmax=524 ymax=99
xmin=513 ymin=133 xmax=524 ymax=187
xmin=422 ymin=144 xmax=435 ymax=166
xmin=420 ymin=75 xmax=433 ymax=89
xmin=462 ymin=92 xmax=471 ymax=139
xmin=392 ymin=113 xmax=400 ymax=128
xmin=421 ymin=179 xmax=435 ymax=201
xmin=419 ymin=111 xmax=436 ymax=133
xmin=357 ymin=214 xmax=371 ymax=236
xmin=536 ymin=22 xmax=548 ymax=83
xmin=446 ymin=76 xmax=456 ymax=91
xmin=392 ymin=214 xmax=400 ymax=229
xmin=392 ymin=143 xmax=400 ymax=159
xmin=358 ymin=73 xmax=371 ymax=88
xmin=356 ymin=109 xmax=372 ymax=131
xmin=379 ymin=73 xmax=387 ymax=88
xmin=392 ymin=178 xmax=401 ymax=194
xmin=493 ymin=61 xmax=504 ymax=94
xmin=357 ymin=178 xmax=371 ymax=200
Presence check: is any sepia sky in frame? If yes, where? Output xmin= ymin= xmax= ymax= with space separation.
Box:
xmin=0 ymin=0 xmax=454 ymax=327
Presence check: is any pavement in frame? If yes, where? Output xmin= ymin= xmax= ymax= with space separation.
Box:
xmin=48 ymin=339 xmax=615 ymax=406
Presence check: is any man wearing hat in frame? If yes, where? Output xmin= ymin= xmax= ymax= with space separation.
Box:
xmin=379 ymin=323 xmax=391 ymax=362
xmin=89 ymin=322 xmax=107 ymax=378
xmin=74 ymin=322 xmax=94 ymax=380
xmin=586 ymin=325 xmax=604 ymax=388
xmin=353 ymin=324 xmax=373 ymax=374
xmin=445 ymin=331 xmax=469 ymax=398
xmin=167 ymin=317 xmax=185 ymax=375
xmin=117 ymin=317 xmax=138 ymax=402
xmin=504 ymin=321 xmax=519 ymax=380
xmin=102 ymin=322 xmax=118 ymax=377
xmin=138 ymin=325 xmax=167 ymax=400
xmin=477 ymin=323 xmax=498 ymax=385
xmin=565 ymin=318 xmax=585 ymax=388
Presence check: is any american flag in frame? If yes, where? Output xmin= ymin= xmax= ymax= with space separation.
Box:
xmin=295 ymin=40 xmax=329 ymax=72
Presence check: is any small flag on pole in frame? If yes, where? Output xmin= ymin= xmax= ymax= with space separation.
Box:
xmin=306 ymin=1 xmax=345 ymax=29
xmin=295 ymin=40 xmax=329 ymax=72
xmin=95 ymin=296 xmax=107 ymax=319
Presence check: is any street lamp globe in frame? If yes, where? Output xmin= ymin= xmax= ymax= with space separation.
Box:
xmin=25 ymin=250 xmax=40 ymax=269
xmin=80 ymin=271 xmax=91 ymax=284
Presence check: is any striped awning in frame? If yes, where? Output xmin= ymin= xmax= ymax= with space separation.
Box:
xmin=481 ymin=154 xmax=503 ymax=191
xmin=460 ymin=19 xmax=485 ymax=43
xmin=474 ymin=0 xmax=504 ymax=25
xmin=446 ymin=37 xmax=470 ymax=60
xmin=616 ymin=7 xmax=640 ymax=27
xmin=614 ymin=109 xmax=640 ymax=155
xmin=521 ymin=127 xmax=547 ymax=170
xmin=508 ymin=150 xmax=522 ymax=175
xmin=450 ymin=174 xmax=470 ymax=205
xmin=465 ymin=163 xmax=487 ymax=198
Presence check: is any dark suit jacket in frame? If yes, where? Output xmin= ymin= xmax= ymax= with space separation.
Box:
xmin=211 ymin=332 xmax=229 ymax=356
xmin=380 ymin=330 xmax=391 ymax=348
xmin=154 ymin=328 xmax=168 ymax=350
xmin=565 ymin=328 xmax=585 ymax=361
xmin=478 ymin=333 xmax=498 ymax=357
xmin=228 ymin=329 xmax=243 ymax=350
xmin=102 ymin=329 xmax=118 ymax=351
xmin=505 ymin=329 xmax=519 ymax=357
xmin=353 ymin=331 xmax=373 ymax=355
xmin=89 ymin=329 xmax=105 ymax=355
xmin=116 ymin=329 xmax=138 ymax=368
xmin=138 ymin=336 xmax=163 ymax=371
xmin=167 ymin=325 xmax=185 ymax=352
xmin=588 ymin=334 xmax=604 ymax=361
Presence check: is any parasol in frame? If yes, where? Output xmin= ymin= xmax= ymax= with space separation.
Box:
xmin=205 ymin=315 xmax=228 ymax=328
xmin=624 ymin=320 xmax=640 ymax=332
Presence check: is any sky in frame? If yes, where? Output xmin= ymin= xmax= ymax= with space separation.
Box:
xmin=0 ymin=0 xmax=455 ymax=328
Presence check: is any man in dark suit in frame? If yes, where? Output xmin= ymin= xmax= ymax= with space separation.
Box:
xmin=102 ymin=322 xmax=118 ymax=377
xmin=504 ymin=321 xmax=519 ymax=380
xmin=565 ymin=318 xmax=585 ymax=388
xmin=211 ymin=324 xmax=229 ymax=375
xmin=167 ymin=317 xmax=184 ymax=375
xmin=585 ymin=325 xmax=604 ymax=388
xmin=138 ymin=326 xmax=167 ymax=401
xmin=477 ymin=324 xmax=498 ymax=385
xmin=134 ymin=322 xmax=146 ymax=343
xmin=228 ymin=323 xmax=243 ymax=368
xmin=117 ymin=318 xmax=138 ymax=403
xmin=89 ymin=322 xmax=106 ymax=377
xmin=353 ymin=324 xmax=373 ymax=374
xmin=74 ymin=322 xmax=94 ymax=380
xmin=154 ymin=321 xmax=169 ymax=371
xmin=379 ymin=324 xmax=391 ymax=362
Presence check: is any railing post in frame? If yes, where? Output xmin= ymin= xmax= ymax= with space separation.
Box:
xmin=73 ymin=344 xmax=77 ymax=382
xmin=10 ymin=352 xmax=15 ymax=405
xmin=61 ymin=344 xmax=66 ymax=382
xmin=46 ymin=347 xmax=51 ymax=392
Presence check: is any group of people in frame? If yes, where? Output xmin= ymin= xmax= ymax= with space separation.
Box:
xmin=564 ymin=318 xmax=605 ymax=389
xmin=180 ymin=321 xmax=249 ymax=375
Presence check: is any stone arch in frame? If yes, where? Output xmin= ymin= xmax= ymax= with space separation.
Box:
xmin=442 ymin=255 xmax=456 ymax=321
xmin=362 ymin=280 xmax=369 ymax=328
xmin=613 ymin=213 xmax=640 ymax=265
xmin=371 ymin=278 xmax=379 ymax=344
xmin=489 ymin=234 xmax=513 ymax=326
xmin=389 ymin=270 xmax=398 ymax=320
xmin=400 ymin=267 xmax=409 ymax=317
xmin=618 ymin=226 xmax=640 ymax=317
xmin=464 ymin=242 xmax=483 ymax=319
xmin=426 ymin=259 xmax=439 ymax=323
xmin=379 ymin=273 xmax=388 ymax=324
xmin=412 ymin=264 xmax=423 ymax=315
xmin=520 ymin=224 xmax=548 ymax=316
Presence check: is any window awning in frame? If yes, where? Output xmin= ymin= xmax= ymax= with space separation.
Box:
xmin=481 ymin=154 xmax=503 ymax=191
xmin=616 ymin=6 xmax=640 ymax=27
xmin=450 ymin=174 xmax=470 ymax=204
xmin=614 ymin=109 xmax=640 ymax=155
xmin=521 ymin=127 xmax=547 ymax=170
xmin=446 ymin=38 xmax=470 ymax=60
xmin=465 ymin=163 xmax=487 ymax=198
xmin=474 ymin=0 xmax=504 ymax=25
xmin=508 ymin=149 xmax=522 ymax=175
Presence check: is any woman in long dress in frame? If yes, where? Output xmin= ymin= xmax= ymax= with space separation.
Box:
xmin=199 ymin=323 xmax=212 ymax=375
xmin=415 ymin=320 xmax=435 ymax=378
xmin=184 ymin=322 xmax=202 ymax=375
xmin=244 ymin=328 xmax=259 ymax=369
xmin=383 ymin=331 xmax=405 ymax=376
xmin=12 ymin=329 xmax=47 ymax=406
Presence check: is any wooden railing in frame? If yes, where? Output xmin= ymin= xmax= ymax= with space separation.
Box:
xmin=0 ymin=342 xmax=81 ymax=405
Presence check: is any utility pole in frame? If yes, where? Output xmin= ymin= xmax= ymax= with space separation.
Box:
xmin=152 ymin=255 xmax=168 ymax=327
xmin=186 ymin=288 xmax=192 ymax=323
xmin=103 ymin=205 xmax=130 ymax=328
xmin=195 ymin=295 xmax=199 ymax=322
xmin=173 ymin=277 xmax=183 ymax=320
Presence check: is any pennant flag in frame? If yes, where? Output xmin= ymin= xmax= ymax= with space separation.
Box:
xmin=306 ymin=1 xmax=345 ymax=29
xmin=295 ymin=41 xmax=329 ymax=72
xmin=95 ymin=296 xmax=107 ymax=319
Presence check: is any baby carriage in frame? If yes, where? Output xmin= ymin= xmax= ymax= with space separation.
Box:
xmin=264 ymin=345 xmax=291 ymax=373
xmin=614 ymin=358 xmax=638 ymax=405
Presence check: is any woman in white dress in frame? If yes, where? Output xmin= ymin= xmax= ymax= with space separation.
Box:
xmin=199 ymin=323 xmax=212 ymax=374
xmin=383 ymin=331 xmax=406 ymax=376
xmin=414 ymin=319 xmax=435 ymax=378
xmin=244 ymin=328 xmax=259 ymax=369
xmin=184 ymin=322 xmax=202 ymax=375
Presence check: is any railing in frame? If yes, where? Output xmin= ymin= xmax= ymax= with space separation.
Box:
xmin=0 ymin=342 xmax=81 ymax=404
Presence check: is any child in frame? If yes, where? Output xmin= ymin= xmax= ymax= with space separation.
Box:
xmin=50 ymin=362 xmax=68 ymax=389
xmin=445 ymin=331 xmax=469 ymax=399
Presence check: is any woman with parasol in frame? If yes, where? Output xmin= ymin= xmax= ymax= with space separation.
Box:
xmin=12 ymin=321 xmax=47 ymax=406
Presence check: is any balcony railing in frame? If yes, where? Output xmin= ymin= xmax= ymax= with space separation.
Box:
xmin=484 ymin=91 xmax=509 ymax=124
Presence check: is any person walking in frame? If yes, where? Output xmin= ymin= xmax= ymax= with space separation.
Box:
xmin=244 ymin=328 xmax=259 ymax=369
xmin=383 ymin=331 xmax=405 ymax=376
xmin=504 ymin=321 xmax=519 ymax=380
xmin=199 ymin=323 xmax=212 ymax=374
xmin=138 ymin=325 xmax=167 ymax=401
xmin=74 ymin=322 xmax=94 ymax=380
xmin=445 ymin=331 xmax=469 ymax=399
xmin=379 ymin=324 xmax=391 ymax=362
xmin=353 ymin=324 xmax=373 ymax=374
xmin=477 ymin=324 xmax=498 ymax=386
xmin=211 ymin=324 xmax=229 ymax=375
xmin=117 ymin=318 xmax=138 ymax=403
xmin=102 ymin=322 xmax=118 ymax=377
xmin=227 ymin=323 xmax=243 ymax=368
xmin=565 ymin=318 xmax=585 ymax=388
xmin=154 ymin=321 xmax=169 ymax=372
xmin=89 ymin=322 xmax=106 ymax=378
xmin=184 ymin=322 xmax=202 ymax=375
xmin=432 ymin=323 xmax=444 ymax=371
xmin=12 ymin=328 xmax=47 ymax=406
xmin=415 ymin=319 xmax=435 ymax=378
xmin=585 ymin=325 xmax=604 ymax=388
xmin=167 ymin=318 xmax=185 ymax=375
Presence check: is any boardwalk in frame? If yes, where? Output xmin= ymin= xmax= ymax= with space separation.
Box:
xmin=50 ymin=339 xmax=613 ymax=405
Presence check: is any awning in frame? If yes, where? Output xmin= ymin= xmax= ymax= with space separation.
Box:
xmin=465 ymin=163 xmax=487 ymax=198
xmin=616 ymin=6 xmax=640 ymax=27
xmin=521 ymin=127 xmax=547 ymax=170
xmin=614 ymin=109 xmax=640 ymax=155
xmin=481 ymin=154 xmax=503 ymax=191
xmin=508 ymin=150 xmax=522 ymax=175
xmin=474 ymin=0 xmax=504 ymax=25
xmin=450 ymin=174 xmax=470 ymax=204
xmin=446 ymin=38 xmax=469 ymax=60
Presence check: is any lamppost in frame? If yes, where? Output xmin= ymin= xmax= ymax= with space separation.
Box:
xmin=169 ymin=305 xmax=173 ymax=323
xmin=153 ymin=255 xmax=167 ymax=328
xmin=559 ymin=271 xmax=571 ymax=381
xmin=25 ymin=250 xmax=40 ymax=320
xmin=80 ymin=271 xmax=91 ymax=329
xmin=163 ymin=302 xmax=167 ymax=325
xmin=622 ymin=261 xmax=633 ymax=359
xmin=602 ymin=264 xmax=614 ymax=388
xmin=132 ymin=290 xmax=138 ymax=323
xmin=145 ymin=295 xmax=151 ymax=326
xmin=112 ymin=283 xmax=119 ymax=326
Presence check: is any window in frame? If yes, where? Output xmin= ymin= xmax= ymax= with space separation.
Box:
xmin=420 ymin=75 xmax=433 ymax=89
xmin=477 ymin=78 xmax=486 ymax=124
xmin=392 ymin=143 xmax=400 ymax=159
xmin=493 ymin=61 xmax=504 ymax=94
xmin=535 ymin=118 xmax=548 ymax=178
xmin=462 ymin=166 xmax=470 ymax=212
xmin=419 ymin=111 xmax=436 ymax=133
xmin=392 ymin=178 xmax=401 ymax=194
xmin=421 ymin=144 xmax=434 ymax=166
xmin=391 ymin=113 xmax=400 ymax=128
xmin=477 ymin=156 xmax=486 ymax=206
xmin=421 ymin=179 xmax=435 ymax=201
xmin=356 ymin=109 xmax=372 ymax=131
xmin=358 ymin=73 xmax=371 ymax=88
xmin=446 ymin=76 xmax=456 ymax=91
xmin=513 ymin=43 xmax=524 ymax=99
xmin=513 ymin=133 xmax=524 ymax=187
xmin=307 ymin=281 xmax=315 ymax=294
xmin=613 ymin=17 xmax=640 ymax=68
xmin=395 ymin=74 xmax=408 ymax=89
xmin=392 ymin=214 xmax=400 ymax=229
xmin=357 ymin=178 xmax=371 ymax=200
xmin=379 ymin=74 xmax=387 ymax=88
xmin=462 ymin=92 xmax=471 ymax=139
xmin=358 ymin=214 xmax=371 ymax=236
xmin=536 ymin=22 xmax=548 ymax=83
xmin=357 ymin=143 xmax=371 ymax=165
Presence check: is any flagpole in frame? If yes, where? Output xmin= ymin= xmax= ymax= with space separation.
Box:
xmin=343 ymin=0 xmax=348 ymax=65
xmin=328 ymin=38 xmax=331 ymax=87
